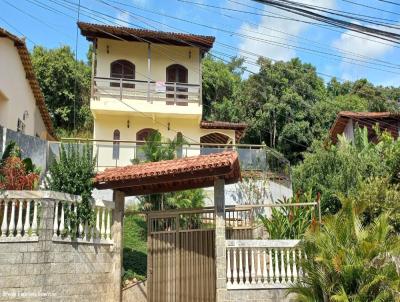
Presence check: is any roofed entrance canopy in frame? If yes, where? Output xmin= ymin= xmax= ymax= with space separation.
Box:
xmin=93 ymin=151 xmax=241 ymax=196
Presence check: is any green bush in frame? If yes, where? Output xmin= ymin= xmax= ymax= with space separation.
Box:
xmin=289 ymin=197 xmax=400 ymax=301
xmin=259 ymin=192 xmax=315 ymax=239
xmin=46 ymin=143 xmax=96 ymax=233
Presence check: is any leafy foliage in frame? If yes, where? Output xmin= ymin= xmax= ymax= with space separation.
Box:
xmin=289 ymin=197 xmax=400 ymax=301
xmin=259 ymin=192 xmax=315 ymax=239
xmin=0 ymin=142 xmax=40 ymax=190
xmin=123 ymin=214 xmax=147 ymax=283
xmin=133 ymin=131 xmax=205 ymax=211
xmin=46 ymin=143 xmax=96 ymax=227
xmin=293 ymin=128 xmax=400 ymax=215
xmin=31 ymin=45 xmax=93 ymax=136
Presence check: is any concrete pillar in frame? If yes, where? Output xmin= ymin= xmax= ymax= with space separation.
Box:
xmin=112 ymin=190 xmax=125 ymax=302
xmin=214 ymin=178 xmax=227 ymax=302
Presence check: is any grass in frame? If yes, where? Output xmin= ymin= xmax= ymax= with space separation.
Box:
xmin=123 ymin=214 xmax=147 ymax=282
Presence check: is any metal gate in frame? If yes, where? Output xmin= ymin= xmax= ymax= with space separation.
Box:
xmin=147 ymin=208 xmax=216 ymax=302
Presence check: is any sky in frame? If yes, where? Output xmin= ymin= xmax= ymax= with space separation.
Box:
xmin=1 ymin=0 xmax=400 ymax=86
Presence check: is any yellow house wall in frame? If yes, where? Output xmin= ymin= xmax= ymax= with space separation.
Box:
xmin=93 ymin=114 xmax=235 ymax=168
xmin=96 ymin=38 xmax=200 ymax=84
xmin=93 ymin=38 xmax=202 ymax=117
xmin=0 ymin=38 xmax=49 ymax=139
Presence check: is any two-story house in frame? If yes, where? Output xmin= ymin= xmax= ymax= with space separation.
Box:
xmin=78 ymin=22 xmax=247 ymax=169
xmin=0 ymin=27 xmax=55 ymax=140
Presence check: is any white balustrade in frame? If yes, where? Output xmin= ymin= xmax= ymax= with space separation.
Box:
xmin=0 ymin=196 xmax=38 ymax=241
xmin=226 ymin=240 xmax=303 ymax=289
xmin=0 ymin=191 xmax=114 ymax=245
xmin=52 ymin=198 xmax=114 ymax=245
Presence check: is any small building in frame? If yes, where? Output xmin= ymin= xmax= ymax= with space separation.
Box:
xmin=0 ymin=27 xmax=55 ymax=140
xmin=78 ymin=22 xmax=246 ymax=168
xmin=329 ymin=111 xmax=400 ymax=144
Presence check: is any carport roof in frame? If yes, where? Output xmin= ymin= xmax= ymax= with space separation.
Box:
xmin=93 ymin=151 xmax=241 ymax=196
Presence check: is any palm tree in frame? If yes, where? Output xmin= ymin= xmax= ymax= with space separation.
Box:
xmin=289 ymin=197 xmax=400 ymax=301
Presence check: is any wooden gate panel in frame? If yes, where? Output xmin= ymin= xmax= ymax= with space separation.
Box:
xmin=148 ymin=209 xmax=216 ymax=302
xmin=179 ymin=229 xmax=215 ymax=302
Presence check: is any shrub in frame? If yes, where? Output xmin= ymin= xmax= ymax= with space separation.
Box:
xmin=0 ymin=141 xmax=40 ymax=190
xmin=289 ymin=198 xmax=400 ymax=301
xmin=259 ymin=191 xmax=316 ymax=239
xmin=46 ymin=143 xmax=96 ymax=228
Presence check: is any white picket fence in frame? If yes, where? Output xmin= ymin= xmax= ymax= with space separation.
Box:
xmin=226 ymin=240 xmax=305 ymax=289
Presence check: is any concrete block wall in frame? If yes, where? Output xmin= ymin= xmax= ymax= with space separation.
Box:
xmin=0 ymin=196 xmax=116 ymax=302
xmin=226 ymin=289 xmax=297 ymax=302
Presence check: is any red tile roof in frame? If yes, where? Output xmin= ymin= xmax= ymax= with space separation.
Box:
xmin=329 ymin=111 xmax=400 ymax=143
xmin=0 ymin=27 xmax=55 ymax=140
xmin=200 ymin=121 xmax=248 ymax=142
xmin=94 ymin=151 xmax=241 ymax=196
xmin=78 ymin=22 xmax=215 ymax=51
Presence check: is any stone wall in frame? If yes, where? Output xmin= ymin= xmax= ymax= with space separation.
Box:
xmin=0 ymin=193 xmax=116 ymax=302
xmin=122 ymin=281 xmax=147 ymax=302
xmin=226 ymin=289 xmax=297 ymax=302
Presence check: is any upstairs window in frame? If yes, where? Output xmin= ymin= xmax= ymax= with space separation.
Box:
xmin=110 ymin=60 xmax=135 ymax=88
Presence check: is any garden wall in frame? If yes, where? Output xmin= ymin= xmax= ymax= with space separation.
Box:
xmin=0 ymin=191 xmax=117 ymax=302
xmin=226 ymin=289 xmax=297 ymax=302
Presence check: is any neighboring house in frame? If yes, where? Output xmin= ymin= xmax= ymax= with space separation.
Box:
xmin=330 ymin=111 xmax=400 ymax=144
xmin=0 ymin=28 xmax=55 ymax=140
xmin=78 ymin=22 xmax=247 ymax=168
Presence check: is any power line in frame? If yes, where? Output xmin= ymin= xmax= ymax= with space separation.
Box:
xmin=0 ymin=15 xmax=37 ymax=45
xmin=375 ymin=0 xmax=400 ymax=6
xmin=15 ymin=0 xmax=399 ymax=145
xmin=102 ymin=0 xmax=400 ymax=75
xmin=342 ymin=0 xmax=400 ymax=17
xmin=251 ymin=0 xmax=400 ymax=43
xmin=181 ymin=0 xmax=400 ymax=49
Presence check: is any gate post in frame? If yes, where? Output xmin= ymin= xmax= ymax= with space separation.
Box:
xmin=214 ymin=178 xmax=227 ymax=302
xmin=112 ymin=190 xmax=125 ymax=302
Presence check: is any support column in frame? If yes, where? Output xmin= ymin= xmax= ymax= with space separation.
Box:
xmin=214 ymin=178 xmax=227 ymax=302
xmin=147 ymin=43 xmax=151 ymax=103
xmin=112 ymin=190 xmax=125 ymax=302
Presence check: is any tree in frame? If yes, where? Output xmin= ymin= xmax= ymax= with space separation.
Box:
xmin=31 ymin=45 xmax=93 ymax=136
xmin=289 ymin=197 xmax=400 ymax=301
xmin=201 ymin=55 xmax=244 ymax=120
xmin=239 ymin=58 xmax=327 ymax=162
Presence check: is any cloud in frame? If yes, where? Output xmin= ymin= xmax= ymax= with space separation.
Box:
xmin=115 ymin=11 xmax=131 ymax=26
xmin=331 ymin=25 xmax=398 ymax=81
xmin=237 ymin=0 xmax=336 ymax=72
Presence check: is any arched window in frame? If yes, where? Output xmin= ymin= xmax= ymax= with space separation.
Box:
xmin=166 ymin=64 xmax=188 ymax=105
xmin=110 ymin=60 xmax=135 ymax=88
xmin=112 ymin=129 xmax=120 ymax=160
xmin=136 ymin=128 xmax=157 ymax=144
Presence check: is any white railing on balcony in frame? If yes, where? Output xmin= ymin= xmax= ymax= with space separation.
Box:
xmin=0 ymin=197 xmax=39 ymax=242
xmin=93 ymin=77 xmax=201 ymax=105
xmin=226 ymin=240 xmax=304 ymax=289
xmin=53 ymin=199 xmax=114 ymax=245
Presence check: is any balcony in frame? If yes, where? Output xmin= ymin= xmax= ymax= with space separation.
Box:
xmin=91 ymin=77 xmax=202 ymax=117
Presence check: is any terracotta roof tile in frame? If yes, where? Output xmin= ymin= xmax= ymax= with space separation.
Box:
xmin=78 ymin=22 xmax=215 ymax=51
xmin=329 ymin=111 xmax=400 ymax=143
xmin=94 ymin=151 xmax=241 ymax=195
xmin=0 ymin=27 xmax=56 ymax=139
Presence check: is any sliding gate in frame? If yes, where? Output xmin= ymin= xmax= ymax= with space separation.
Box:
xmin=147 ymin=208 xmax=216 ymax=302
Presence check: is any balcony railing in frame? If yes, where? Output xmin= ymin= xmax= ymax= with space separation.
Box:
xmin=92 ymin=77 xmax=201 ymax=105
xmin=51 ymin=139 xmax=291 ymax=183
